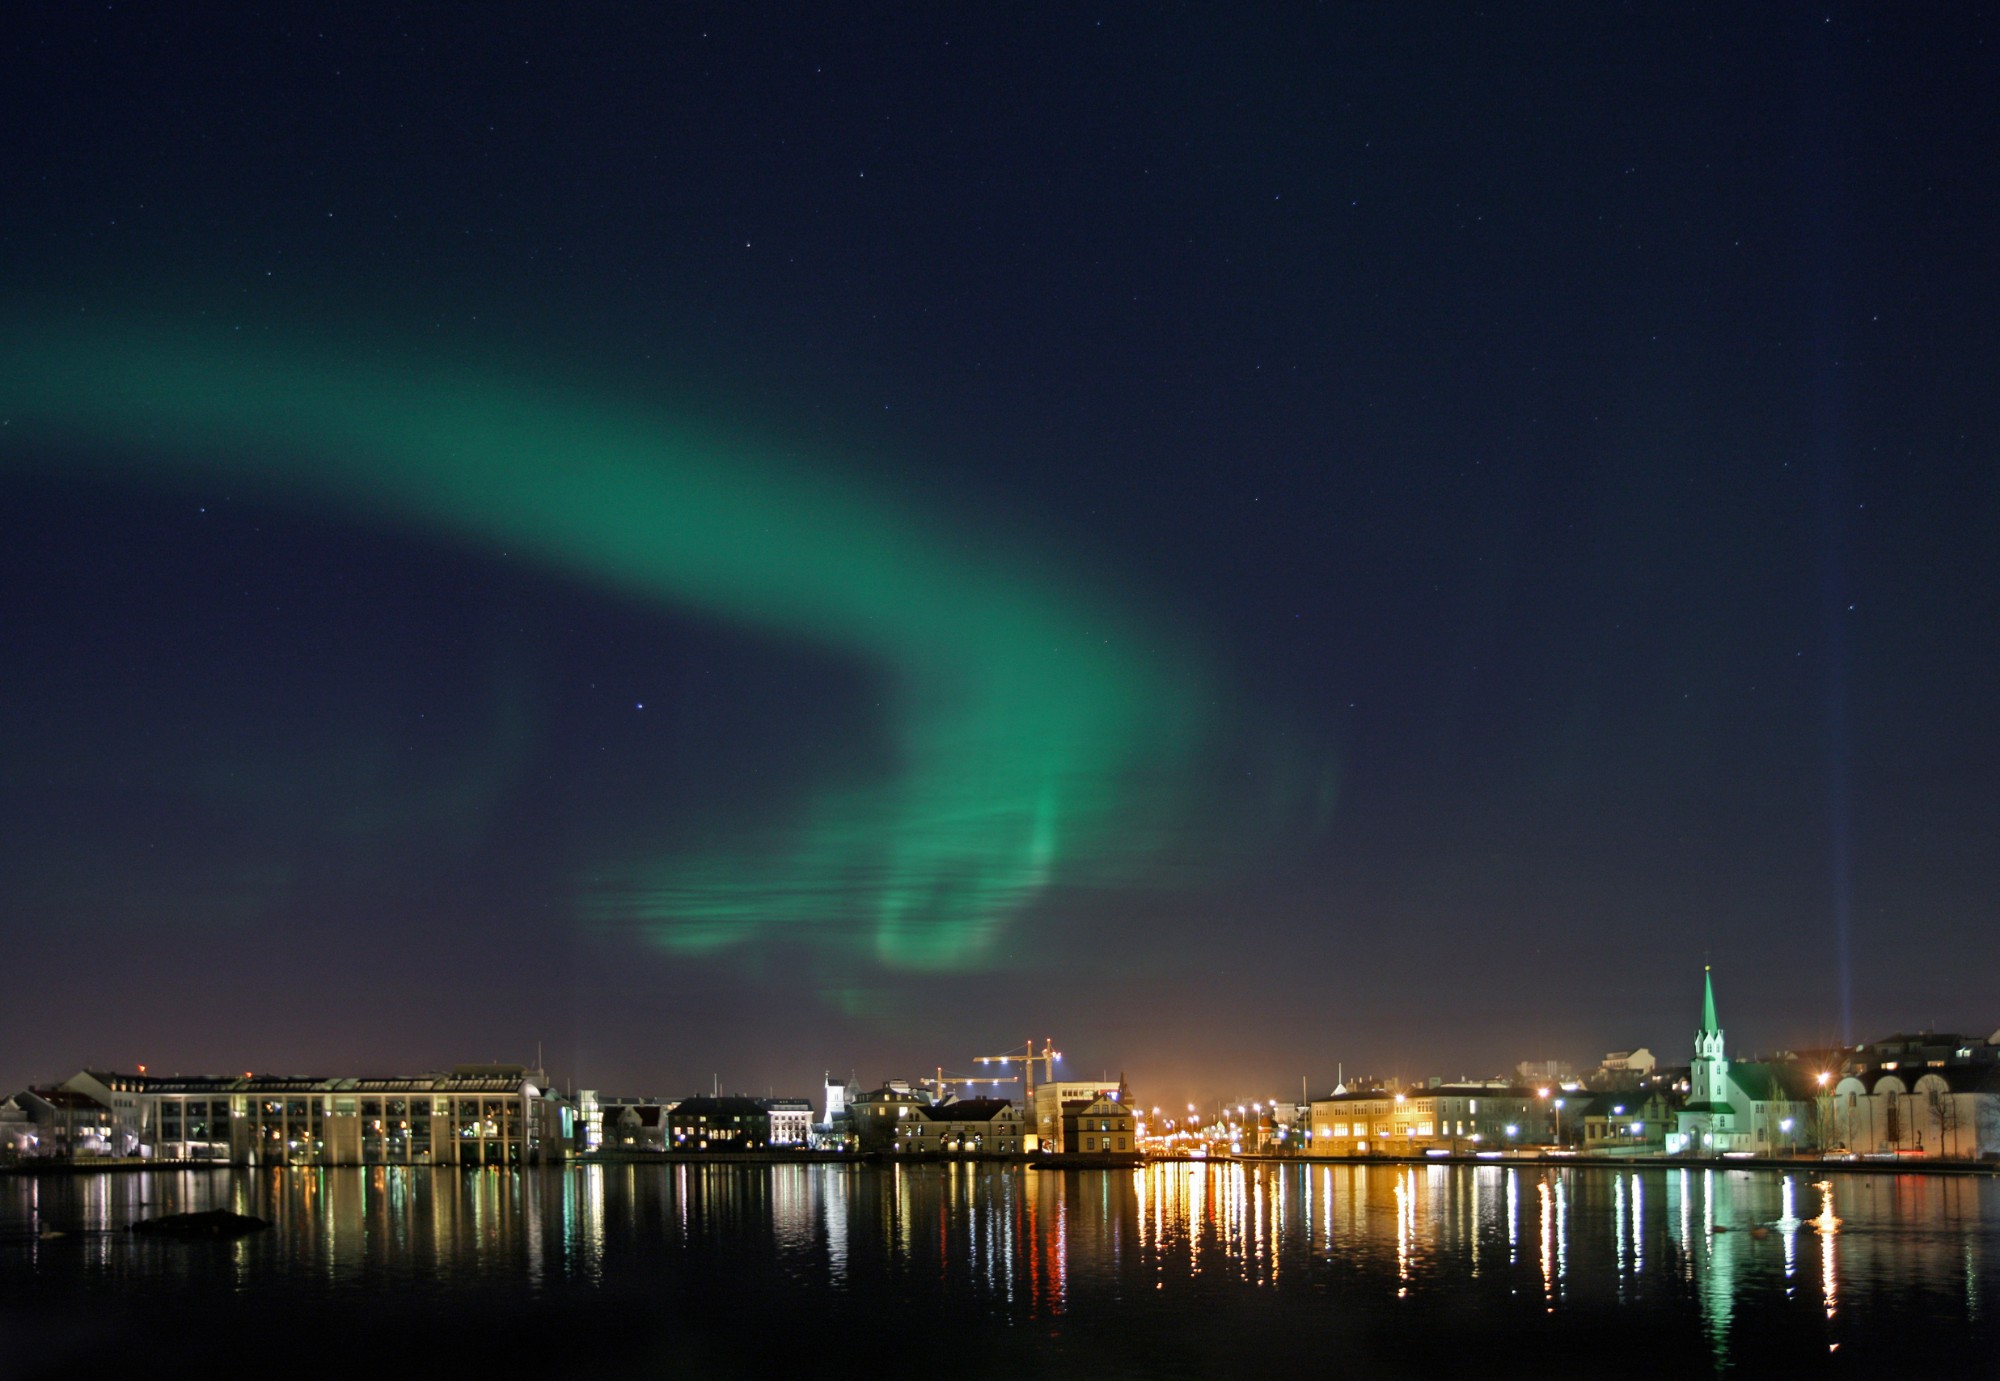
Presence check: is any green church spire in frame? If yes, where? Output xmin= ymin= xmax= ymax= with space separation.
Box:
xmin=1702 ymin=965 xmax=1718 ymax=1033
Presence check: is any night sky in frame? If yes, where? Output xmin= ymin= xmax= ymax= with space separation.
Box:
xmin=4 ymin=7 xmax=1996 ymax=1106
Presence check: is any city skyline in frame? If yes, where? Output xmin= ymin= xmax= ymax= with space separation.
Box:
xmin=4 ymin=8 xmax=1997 ymax=1103
xmin=9 ymin=965 xmax=1982 ymax=1116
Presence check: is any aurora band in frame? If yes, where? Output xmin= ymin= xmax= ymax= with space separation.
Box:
xmin=2 ymin=316 xmax=1211 ymax=969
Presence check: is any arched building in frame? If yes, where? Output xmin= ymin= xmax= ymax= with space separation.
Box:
xmin=1830 ymin=1034 xmax=2000 ymax=1158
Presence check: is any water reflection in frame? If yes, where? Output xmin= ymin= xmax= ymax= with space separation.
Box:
xmin=4 ymin=1161 xmax=1996 ymax=1368
xmin=1817 ymin=1178 xmax=1840 ymax=1331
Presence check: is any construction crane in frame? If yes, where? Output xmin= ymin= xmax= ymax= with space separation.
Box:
xmin=917 ymin=1067 xmax=1018 ymax=1099
xmin=974 ymin=1039 xmax=1062 ymax=1095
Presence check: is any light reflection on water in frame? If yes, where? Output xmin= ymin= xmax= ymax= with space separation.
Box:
xmin=3 ymin=1162 xmax=1996 ymax=1374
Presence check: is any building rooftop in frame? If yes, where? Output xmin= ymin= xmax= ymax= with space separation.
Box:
xmin=79 ymin=1069 xmax=539 ymax=1096
xmin=919 ymin=1098 xmax=1013 ymax=1123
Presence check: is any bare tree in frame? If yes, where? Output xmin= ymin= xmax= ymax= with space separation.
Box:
xmin=1933 ymin=1087 xmax=1962 ymax=1160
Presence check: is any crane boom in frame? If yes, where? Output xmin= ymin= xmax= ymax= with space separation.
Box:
xmin=972 ymin=1039 xmax=1062 ymax=1095
xmin=919 ymin=1066 xmax=1019 ymax=1097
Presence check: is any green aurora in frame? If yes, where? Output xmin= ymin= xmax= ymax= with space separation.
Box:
xmin=3 ymin=317 xmax=1214 ymax=969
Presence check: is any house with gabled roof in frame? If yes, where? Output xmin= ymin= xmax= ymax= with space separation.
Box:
xmin=894 ymin=1097 xmax=1028 ymax=1156
xmin=1061 ymin=1093 xmax=1136 ymax=1157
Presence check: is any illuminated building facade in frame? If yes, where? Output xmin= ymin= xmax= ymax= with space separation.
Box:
xmin=1578 ymin=1089 xmax=1675 ymax=1154
xmin=765 ymin=1098 xmax=813 ymax=1147
xmin=2 ymin=1088 xmax=118 ymax=1158
xmin=1668 ymin=969 xmax=1816 ymax=1155
xmin=57 ymin=1066 xmax=573 ymax=1165
xmin=0 ymin=1095 xmax=33 ymax=1156
xmin=1030 ymin=1079 xmax=1125 ymax=1151
xmin=849 ymin=1084 xmax=931 ymax=1152
xmin=666 ymin=1096 xmax=770 ymax=1151
xmin=1308 ymin=1085 xmax=1543 ymax=1155
xmin=811 ymin=1077 xmax=857 ymax=1150
xmin=1059 ymin=1094 xmax=1135 ymax=1155
xmin=893 ymin=1098 xmax=1028 ymax=1155
xmin=1830 ymin=1032 xmax=2000 ymax=1158
xmin=598 ymin=1098 xmax=676 ymax=1151
xmin=822 ymin=1076 xmax=849 ymax=1124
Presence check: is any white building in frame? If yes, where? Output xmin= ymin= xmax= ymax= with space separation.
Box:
xmin=1669 ymin=969 xmax=1815 ymax=1156
xmin=765 ymin=1098 xmax=813 ymax=1146
xmin=61 ymin=1065 xmax=575 ymax=1166
xmin=1829 ymin=1033 xmax=2000 ymax=1158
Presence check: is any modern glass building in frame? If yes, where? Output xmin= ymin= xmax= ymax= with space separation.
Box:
xmin=64 ymin=1066 xmax=575 ymax=1166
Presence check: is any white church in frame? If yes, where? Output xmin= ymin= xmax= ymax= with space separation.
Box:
xmin=1669 ymin=967 xmax=1816 ymax=1156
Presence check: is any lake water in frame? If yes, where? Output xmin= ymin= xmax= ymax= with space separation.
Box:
xmin=2 ymin=1160 xmax=1995 ymax=1378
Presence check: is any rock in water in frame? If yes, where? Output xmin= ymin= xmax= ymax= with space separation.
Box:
xmin=129 ymin=1210 xmax=269 ymax=1238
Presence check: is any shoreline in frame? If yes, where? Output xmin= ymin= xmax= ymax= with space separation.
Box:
xmin=1200 ymin=1151 xmax=2000 ymax=1177
xmin=5 ymin=1151 xmax=1994 ymax=1178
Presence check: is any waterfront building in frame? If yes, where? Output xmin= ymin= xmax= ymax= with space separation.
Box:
xmin=849 ymin=1084 xmax=932 ymax=1152
xmin=1029 ymin=1079 xmax=1126 ymax=1152
xmin=1060 ymin=1094 xmax=1135 ymax=1155
xmin=1578 ymin=1089 xmax=1676 ymax=1154
xmin=598 ymin=1097 xmax=677 ymax=1152
xmin=894 ymin=1098 xmax=1028 ymax=1155
xmin=1669 ymin=968 xmax=1816 ymax=1156
xmin=667 ymin=1096 xmax=770 ymax=1151
xmin=1830 ymin=1032 xmax=2000 ymax=1158
xmin=57 ymin=1070 xmax=147 ymax=1154
xmin=1267 ymin=1100 xmax=1305 ymax=1136
xmin=0 ymin=1095 xmax=34 ymax=1157
xmin=811 ymin=1076 xmax=857 ymax=1150
xmin=1308 ymin=1085 xmax=1543 ymax=1156
xmin=55 ymin=1065 xmax=572 ymax=1165
xmin=1309 ymin=1089 xmax=1394 ymax=1155
xmin=2 ymin=1088 xmax=118 ymax=1158
xmin=764 ymin=1097 xmax=813 ymax=1147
